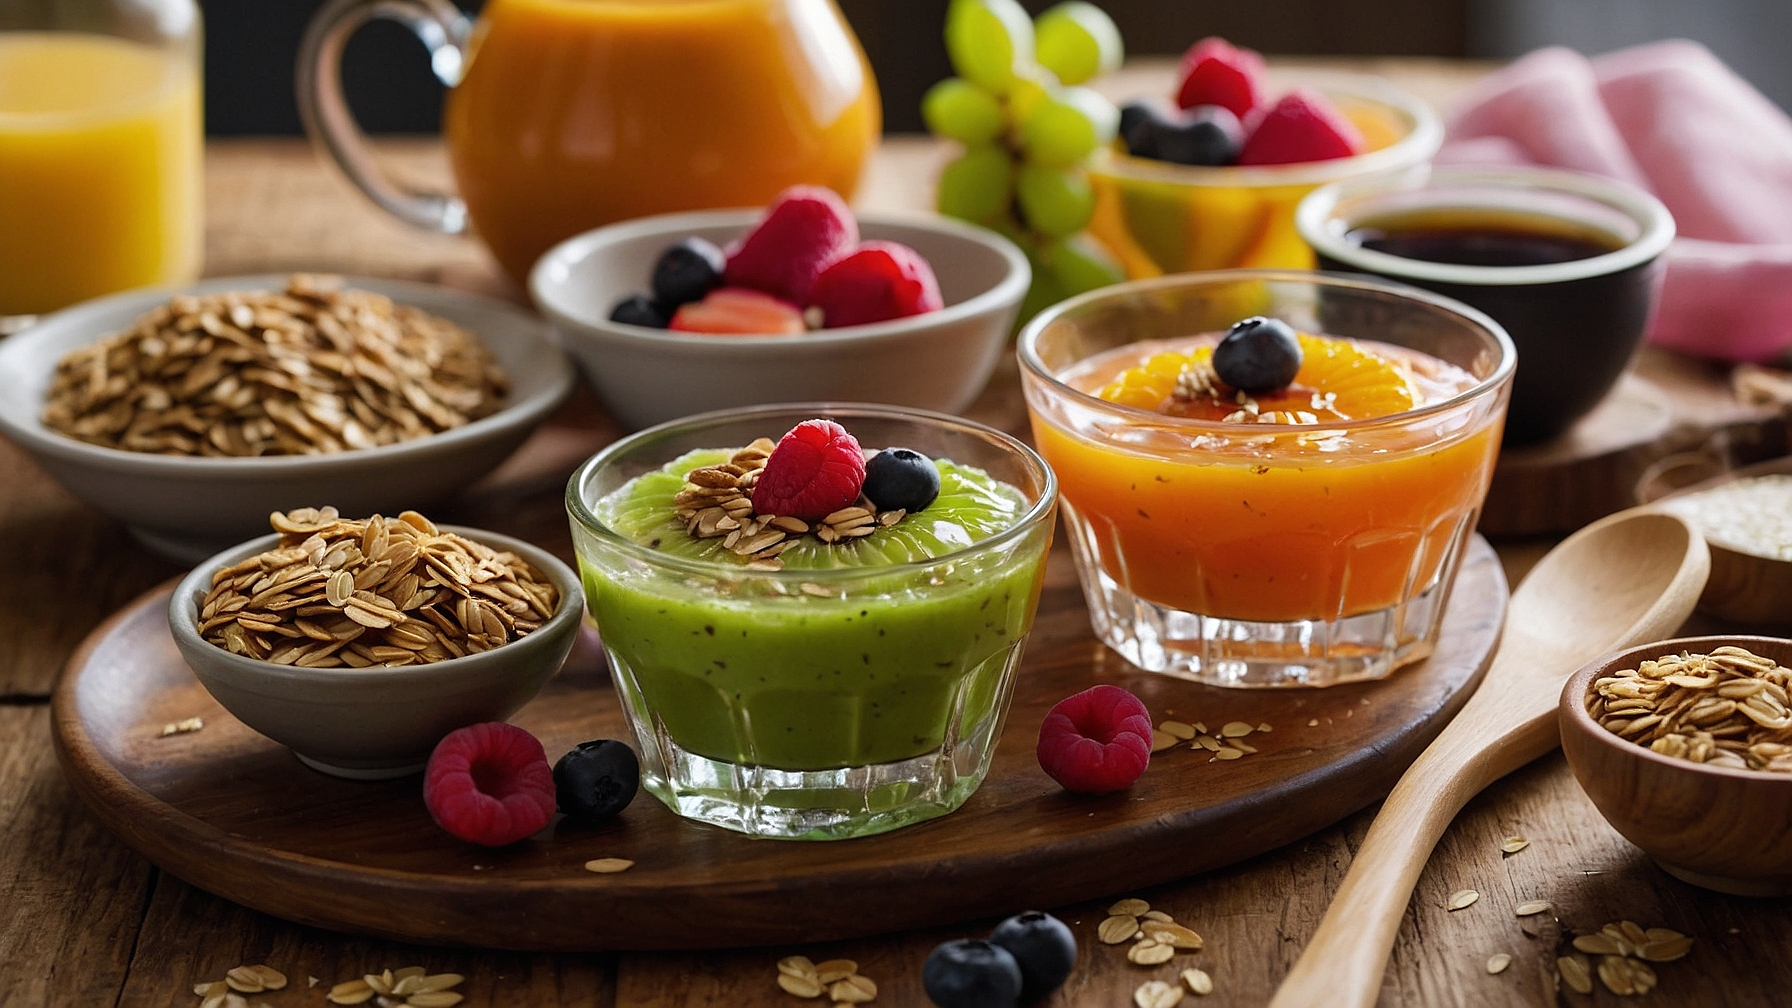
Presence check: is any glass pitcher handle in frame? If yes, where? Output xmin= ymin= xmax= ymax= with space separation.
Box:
xmin=296 ymin=0 xmax=472 ymax=234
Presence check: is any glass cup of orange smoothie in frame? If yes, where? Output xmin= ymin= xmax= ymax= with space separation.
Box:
xmin=298 ymin=0 xmax=880 ymax=287
xmin=1020 ymin=271 xmax=1514 ymax=687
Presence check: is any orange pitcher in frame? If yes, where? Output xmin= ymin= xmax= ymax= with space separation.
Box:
xmin=298 ymin=0 xmax=881 ymax=286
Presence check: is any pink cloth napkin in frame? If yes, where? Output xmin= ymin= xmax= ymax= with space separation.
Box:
xmin=1440 ymin=40 xmax=1792 ymax=362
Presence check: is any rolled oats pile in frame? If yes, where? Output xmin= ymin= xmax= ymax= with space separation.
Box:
xmin=198 ymin=508 xmax=557 ymax=668
xmin=42 ymin=274 xmax=508 ymax=456
xmin=1588 ymin=646 xmax=1792 ymax=772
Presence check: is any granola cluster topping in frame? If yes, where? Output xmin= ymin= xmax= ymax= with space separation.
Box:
xmin=42 ymin=274 xmax=509 ymax=456
xmin=198 ymin=508 xmax=557 ymax=668
xmin=672 ymin=439 xmax=906 ymax=572
xmin=1589 ymin=645 xmax=1792 ymax=772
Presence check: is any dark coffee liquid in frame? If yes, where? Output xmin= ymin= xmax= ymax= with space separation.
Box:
xmin=1344 ymin=209 xmax=1626 ymax=267
xmin=1316 ymin=204 xmax=1659 ymax=447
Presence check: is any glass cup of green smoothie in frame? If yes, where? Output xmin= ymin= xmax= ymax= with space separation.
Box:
xmin=566 ymin=404 xmax=1058 ymax=840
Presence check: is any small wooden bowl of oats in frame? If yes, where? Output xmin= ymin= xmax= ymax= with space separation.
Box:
xmin=1560 ymin=635 xmax=1792 ymax=896
xmin=167 ymin=509 xmax=583 ymax=780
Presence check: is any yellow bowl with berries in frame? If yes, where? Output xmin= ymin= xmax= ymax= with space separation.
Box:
xmin=1089 ymin=73 xmax=1442 ymax=277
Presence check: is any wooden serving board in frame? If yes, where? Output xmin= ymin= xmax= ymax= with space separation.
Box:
xmin=52 ymin=539 xmax=1505 ymax=953
xmin=1479 ymin=348 xmax=1791 ymax=537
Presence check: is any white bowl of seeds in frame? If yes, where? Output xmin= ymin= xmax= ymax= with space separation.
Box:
xmin=0 ymin=274 xmax=574 ymax=561
xmin=168 ymin=509 xmax=583 ymax=779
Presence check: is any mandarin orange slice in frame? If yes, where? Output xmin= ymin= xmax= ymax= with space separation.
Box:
xmin=1093 ymin=332 xmax=1415 ymax=422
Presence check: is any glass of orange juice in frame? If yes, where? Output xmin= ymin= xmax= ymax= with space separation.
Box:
xmin=297 ymin=0 xmax=880 ymax=287
xmin=0 ymin=0 xmax=203 ymax=321
xmin=1020 ymin=271 xmax=1514 ymax=688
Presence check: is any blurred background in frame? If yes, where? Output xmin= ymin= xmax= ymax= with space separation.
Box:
xmin=203 ymin=0 xmax=1792 ymax=135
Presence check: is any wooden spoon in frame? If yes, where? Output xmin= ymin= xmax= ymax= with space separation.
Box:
xmin=1269 ymin=509 xmax=1709 ymax=1008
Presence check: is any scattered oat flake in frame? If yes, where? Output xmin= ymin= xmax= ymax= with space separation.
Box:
xmin=1501 ymin=835 xmax=1529 ymax=854
xmin=777 ymin=956 xmax=817 ymax=979
xmin=1573 ymin=933 xmax=1623 ymax=956
xmin=160 ymin=717 xmax=204 ymax=736
xmin=1557 ymin=955 xmax=1594 ymax=995
xmin=1142 ymin=910 xmax=1174 ymax=923
xmin=776 ymin=972 xmax=823 ymax=998
xmin=1142 ymin=921 xmax=1203 ymax=949
xmin=1447 ymin=889 xmax=1480 ymax=911
xmin=1515 ymin=900 xmax=1553 ymax=917
xmin=1151 ymin=729 xmax=1180 ymax=753
xmin=1220 ymin=721 xmax=1254 ymax=738
xmin=1160 ymin=720 xmax=1196 ymax=740
xmin=1109 ymin=898 xmax=1151 ymax=917
xmin=309 ymin=977 xmax=320 ymax=989
xmin=1128 ymin=939 xmax=1176 ymax=965
xmin=583 ymin=858 xmax=634 ymax=873
xmin=829 ymin=975 xmax=876 ymax=1003
xmin=1181 ymin=967 xmax=1213 ymax=996
xmin=1638 ymin=934 xmax=1694 ymax=962
xmin=1135 ymin=979 xmax=1184 ymax=1008
xmin=1099 ymin=914 xmax=1141 ymax=944
xmin=1486 ymin=953 xmax=1511 ymax=974
xmin=1256 ymin=722 xmax=1273 ymax=732
xmin=814 ymin=960 xmax=857 ymax=984
xmin=1308 ymin=718 xmax=1319 ymax=726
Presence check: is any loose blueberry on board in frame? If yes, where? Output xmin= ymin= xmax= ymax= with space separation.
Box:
xmin=1155 ymin=104 xmax=1243 ymax=166
xmin=423 ymin=723 xmax=557 ymax=847
xmin=752 ymin=418 xmax=868 ymax=521
xmin=650 ymin=236 xmax=726 ymax=308
xmin=1036 ymin=684 xmax=1152 ymax=794
xmin=609 ymin=294 xmax=668 ymax=329
xmin=1212 ymin=315 xmax=1303 ymax=393
xmin=923 ymin=939 xmax=1025 ymax=1008
xmin=862 ymin=447 xmax=941 ymax=513
xmin=988 ymin=911 xmax=1078 ymax=1001
xmin=553 ymin=739 xmax=640 ymax=823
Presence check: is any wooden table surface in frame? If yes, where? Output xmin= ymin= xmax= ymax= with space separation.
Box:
xmin=5 ymin=58 xmax=1791 ymax=1008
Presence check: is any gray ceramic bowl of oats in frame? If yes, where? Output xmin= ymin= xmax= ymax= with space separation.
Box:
xmin=168 ymin=521 xmax=583 ymax=780
xmin=0 ymin=275 xmax=575 ymax=562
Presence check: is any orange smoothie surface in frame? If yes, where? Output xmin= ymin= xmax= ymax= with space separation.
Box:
xmin=1031 ymin=333 xmax=1501 ymax=623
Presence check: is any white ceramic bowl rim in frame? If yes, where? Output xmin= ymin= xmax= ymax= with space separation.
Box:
xmin=1016 ymin=268 xmax=1517 ymax=435
xmin=1565 ymin=634 xmax=1792 ymax=784
xmin=1296 ymin=166 xmax=1678 ymax=287
xmin=565 ymin=401 xmax=1059 ymax=582
xmin=0 ymin=275 xmax=576 ymax=474
xmin=1090 ymin=71 xmax=1445 ymax=187
xmin=169 ymin=524 xmax=585 ymax=684
xmin=529 ymin=208 xmax=1032 ymax=347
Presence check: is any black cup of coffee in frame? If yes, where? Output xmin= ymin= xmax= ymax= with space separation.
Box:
xmin=1296 ymin=167 xmax=1675 ymax=446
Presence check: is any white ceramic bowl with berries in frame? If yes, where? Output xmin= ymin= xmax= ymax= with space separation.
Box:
xmin=529 ymin=193 xmax=1031 ymax=431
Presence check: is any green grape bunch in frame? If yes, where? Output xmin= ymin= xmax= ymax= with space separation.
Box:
xmin=925 ymin=0 xmax=1127 ymax=320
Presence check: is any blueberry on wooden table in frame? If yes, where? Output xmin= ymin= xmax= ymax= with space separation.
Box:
xmin=923 ymin=939 xmax=1023 ymax=1008
xmin=988 ymin=911 xmax=1077 ymax=1001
